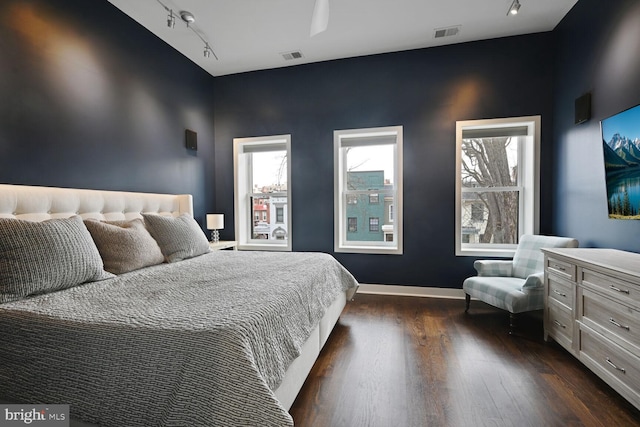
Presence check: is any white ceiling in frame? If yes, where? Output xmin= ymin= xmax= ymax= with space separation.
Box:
xmin=106 ymin=0 xmax=578 ymax=77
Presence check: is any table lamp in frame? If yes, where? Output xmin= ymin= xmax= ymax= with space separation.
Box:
xmin=206 ymin=214 xmax=224 ymax=243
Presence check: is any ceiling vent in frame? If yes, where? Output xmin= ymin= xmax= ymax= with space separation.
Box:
xmin=281 ymin=51 xmax=304 ymax=61
xmin=434 ymin=25 xmax=461 ymax=39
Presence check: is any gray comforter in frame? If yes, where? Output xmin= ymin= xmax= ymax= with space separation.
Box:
xmin=0 ymin=250 xmax=358 ymax=426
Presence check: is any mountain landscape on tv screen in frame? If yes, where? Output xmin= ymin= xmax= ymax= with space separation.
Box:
xmin=603 ymin=133 xmax=640 ymax=173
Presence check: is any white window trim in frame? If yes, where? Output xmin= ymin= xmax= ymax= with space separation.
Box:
xmin=334 ymin=125 xmax=403 ymax=255
xmin=234 ymin=134 xmax=292 ymax=252
xmin=455 ymin=116 xmax=540 ymax=257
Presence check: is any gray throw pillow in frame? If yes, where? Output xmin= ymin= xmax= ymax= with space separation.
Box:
xmin=84 ymin=218 xmax=165 ymax=274
xmin=141 ymin=213 xmax=210 ymax=263
xmin=0 ymin=216 xmax=113 ymax=303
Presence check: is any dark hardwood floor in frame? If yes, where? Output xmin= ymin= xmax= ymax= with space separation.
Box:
xmin=290 ymin=293 xmax=640 ymax=427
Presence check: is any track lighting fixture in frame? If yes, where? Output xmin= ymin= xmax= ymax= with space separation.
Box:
xmin=507 ymin=0 xmax=521 ymax=16
xmin=156 ymin=0 xmax=218 ymax=60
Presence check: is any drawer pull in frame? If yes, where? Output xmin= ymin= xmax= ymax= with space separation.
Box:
xmin=553 ymin=320 xmax=566 ymax=329
xmin=609 ymin=317 xmax=630 ymax=331
xmin=609 ymin=285 xmax=630 ymax=294
xmin=553 ymin=265 xmax=566 ymax=272
xmin=605 ymin=357 xmax=626 ymax=374
xmin=553 ymin=289 xmax=567 ymax=298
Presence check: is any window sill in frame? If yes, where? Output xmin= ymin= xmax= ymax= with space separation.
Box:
xmin=335 ymin=245 xmax=402 ymax=255
xmin=456 ymin=247 xmax=516 ymax=258
xmin=238 ymin=243 xmax=291 ymax=252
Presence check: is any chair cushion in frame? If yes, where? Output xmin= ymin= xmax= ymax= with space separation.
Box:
xmin=512 ymin=235 xmax=578 ymax=279
xmin=463 ymin=276 xmax=544 ymax=313
xmin=474 ymin=260 xmax=513 ymax=277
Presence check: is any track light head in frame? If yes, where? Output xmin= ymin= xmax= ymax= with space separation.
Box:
xmin=508 ymin=0 xmax=521 ymax=16
xmin=167 ymin=9 xmax=175 ymax=28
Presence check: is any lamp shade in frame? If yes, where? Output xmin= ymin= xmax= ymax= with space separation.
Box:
xmin=206 ymin=214 xmax=224 ymax=230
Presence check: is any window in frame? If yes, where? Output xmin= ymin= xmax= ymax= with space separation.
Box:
xmin=455 ymin=116 xmax=540 ymax=257
xmin=234 ymin=135 xmax=291 ymax=251
xmin=334 ymin=125 xmax=403 ymax=254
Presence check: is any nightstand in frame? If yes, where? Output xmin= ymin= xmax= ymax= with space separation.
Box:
xmin=209 ymin=240 xmax=237 ymax=251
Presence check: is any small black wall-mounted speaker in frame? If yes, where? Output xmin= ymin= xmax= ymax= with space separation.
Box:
xmin=575 ymin=92 xmax=591 ymax=124
xmin=185 ymin=129 xmax=197 ymax=150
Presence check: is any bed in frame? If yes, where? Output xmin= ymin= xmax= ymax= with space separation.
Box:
xmin=0 ymin=184 xmax=358 ymax=427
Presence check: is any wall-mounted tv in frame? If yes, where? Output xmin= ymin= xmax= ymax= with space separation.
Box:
xmin=601 ymin=103 xmax=640 ymax=219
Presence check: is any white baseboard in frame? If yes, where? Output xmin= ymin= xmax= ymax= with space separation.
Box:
xmin=356 ymin=284 xmax=466 ymax=300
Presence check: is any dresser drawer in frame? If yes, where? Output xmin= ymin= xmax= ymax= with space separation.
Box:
xmin=547 ymin=274 xmax=574 ymax=310
xmin=582 ymin=269 xmax=640 ymax=308
xmin=547 ymin=302 xmax=573 ymax=350
xmin=580 ymin=326 xmax=640 ymax=407
xmin=546 ymin=257 xmax=576 ymax=282
xmin=581 ymin=288 xmax=640 ymax=351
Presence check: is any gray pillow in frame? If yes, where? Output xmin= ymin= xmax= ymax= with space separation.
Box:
xmin=84 ymin=218 xmax=165 ymax=274
xmin=141 ymin=213 xmax=210 ymax=263
xmin=0 ymin=216 xmax=113 ymax=303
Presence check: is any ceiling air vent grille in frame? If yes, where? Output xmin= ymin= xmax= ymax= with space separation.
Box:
xmin=281 ymin=51 xmax=304 ymax=61
xmin=434 ymin=25 xmax=461 ymax=39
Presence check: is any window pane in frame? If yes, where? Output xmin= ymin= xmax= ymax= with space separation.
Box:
xmin=251 ymin=150 xmax=287 ymax=191
xmin=461 ymin=191 xmax=519 ymax=244
xmin=251 ymin=195 xmax=271 ymax=240
xmin=344 ymin=194 xmax=395 ymax=242
xmin=345 ymin=145 xmax=394 ymax=186
xmin=460 ymin=137 xmax=518 ymax=188
xmin=249 ymin=194 xmax=289 ymax=242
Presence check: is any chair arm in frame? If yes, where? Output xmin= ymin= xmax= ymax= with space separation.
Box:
xmin=473 ymin=260 xmax=513 ymax=277
xmin=521 ymin=272 xmax=545 ymax=291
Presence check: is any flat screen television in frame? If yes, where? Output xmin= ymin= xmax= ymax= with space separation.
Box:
xmin=601 ymin=103 xmax=640 ymax=219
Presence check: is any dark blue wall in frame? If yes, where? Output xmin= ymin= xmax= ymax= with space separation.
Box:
xmin=552 ymin=0 xmax=640 ymax=251
xmin=8 ymin=0 xmax=634 ymax=288
xmin=214 ymin=34 xmax=556 ymax=287
xmin=0 ymin=0 xmax=217 ymax=223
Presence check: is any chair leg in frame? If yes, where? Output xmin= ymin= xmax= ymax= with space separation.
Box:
xmin=509 ymin=313 xmax=517 ymax=335
xmin=465 ymin=294 xmax=470 ymax=313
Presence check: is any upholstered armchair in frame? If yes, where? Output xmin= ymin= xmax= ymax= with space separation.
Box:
xmin=463 ymin=234 xmax=579 ymax=332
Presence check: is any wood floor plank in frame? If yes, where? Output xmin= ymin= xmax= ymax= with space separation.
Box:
xmin=289 ymin=294 xmax=640 ymax=427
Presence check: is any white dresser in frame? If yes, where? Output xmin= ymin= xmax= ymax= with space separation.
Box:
xmin=543 ymin=248 xmax=640 ymax=411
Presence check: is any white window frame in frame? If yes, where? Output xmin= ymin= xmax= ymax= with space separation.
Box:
xmin=234 ymin=134 xmax=292 ymax=251
xmin=334 ymin=125 xmax=403 ymax=255
xmin=455 ymin=116 xmax=540 ymax=257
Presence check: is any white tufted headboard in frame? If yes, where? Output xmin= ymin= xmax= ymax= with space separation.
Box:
xmin=0 ymin=184 xmax=193 ymax=222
